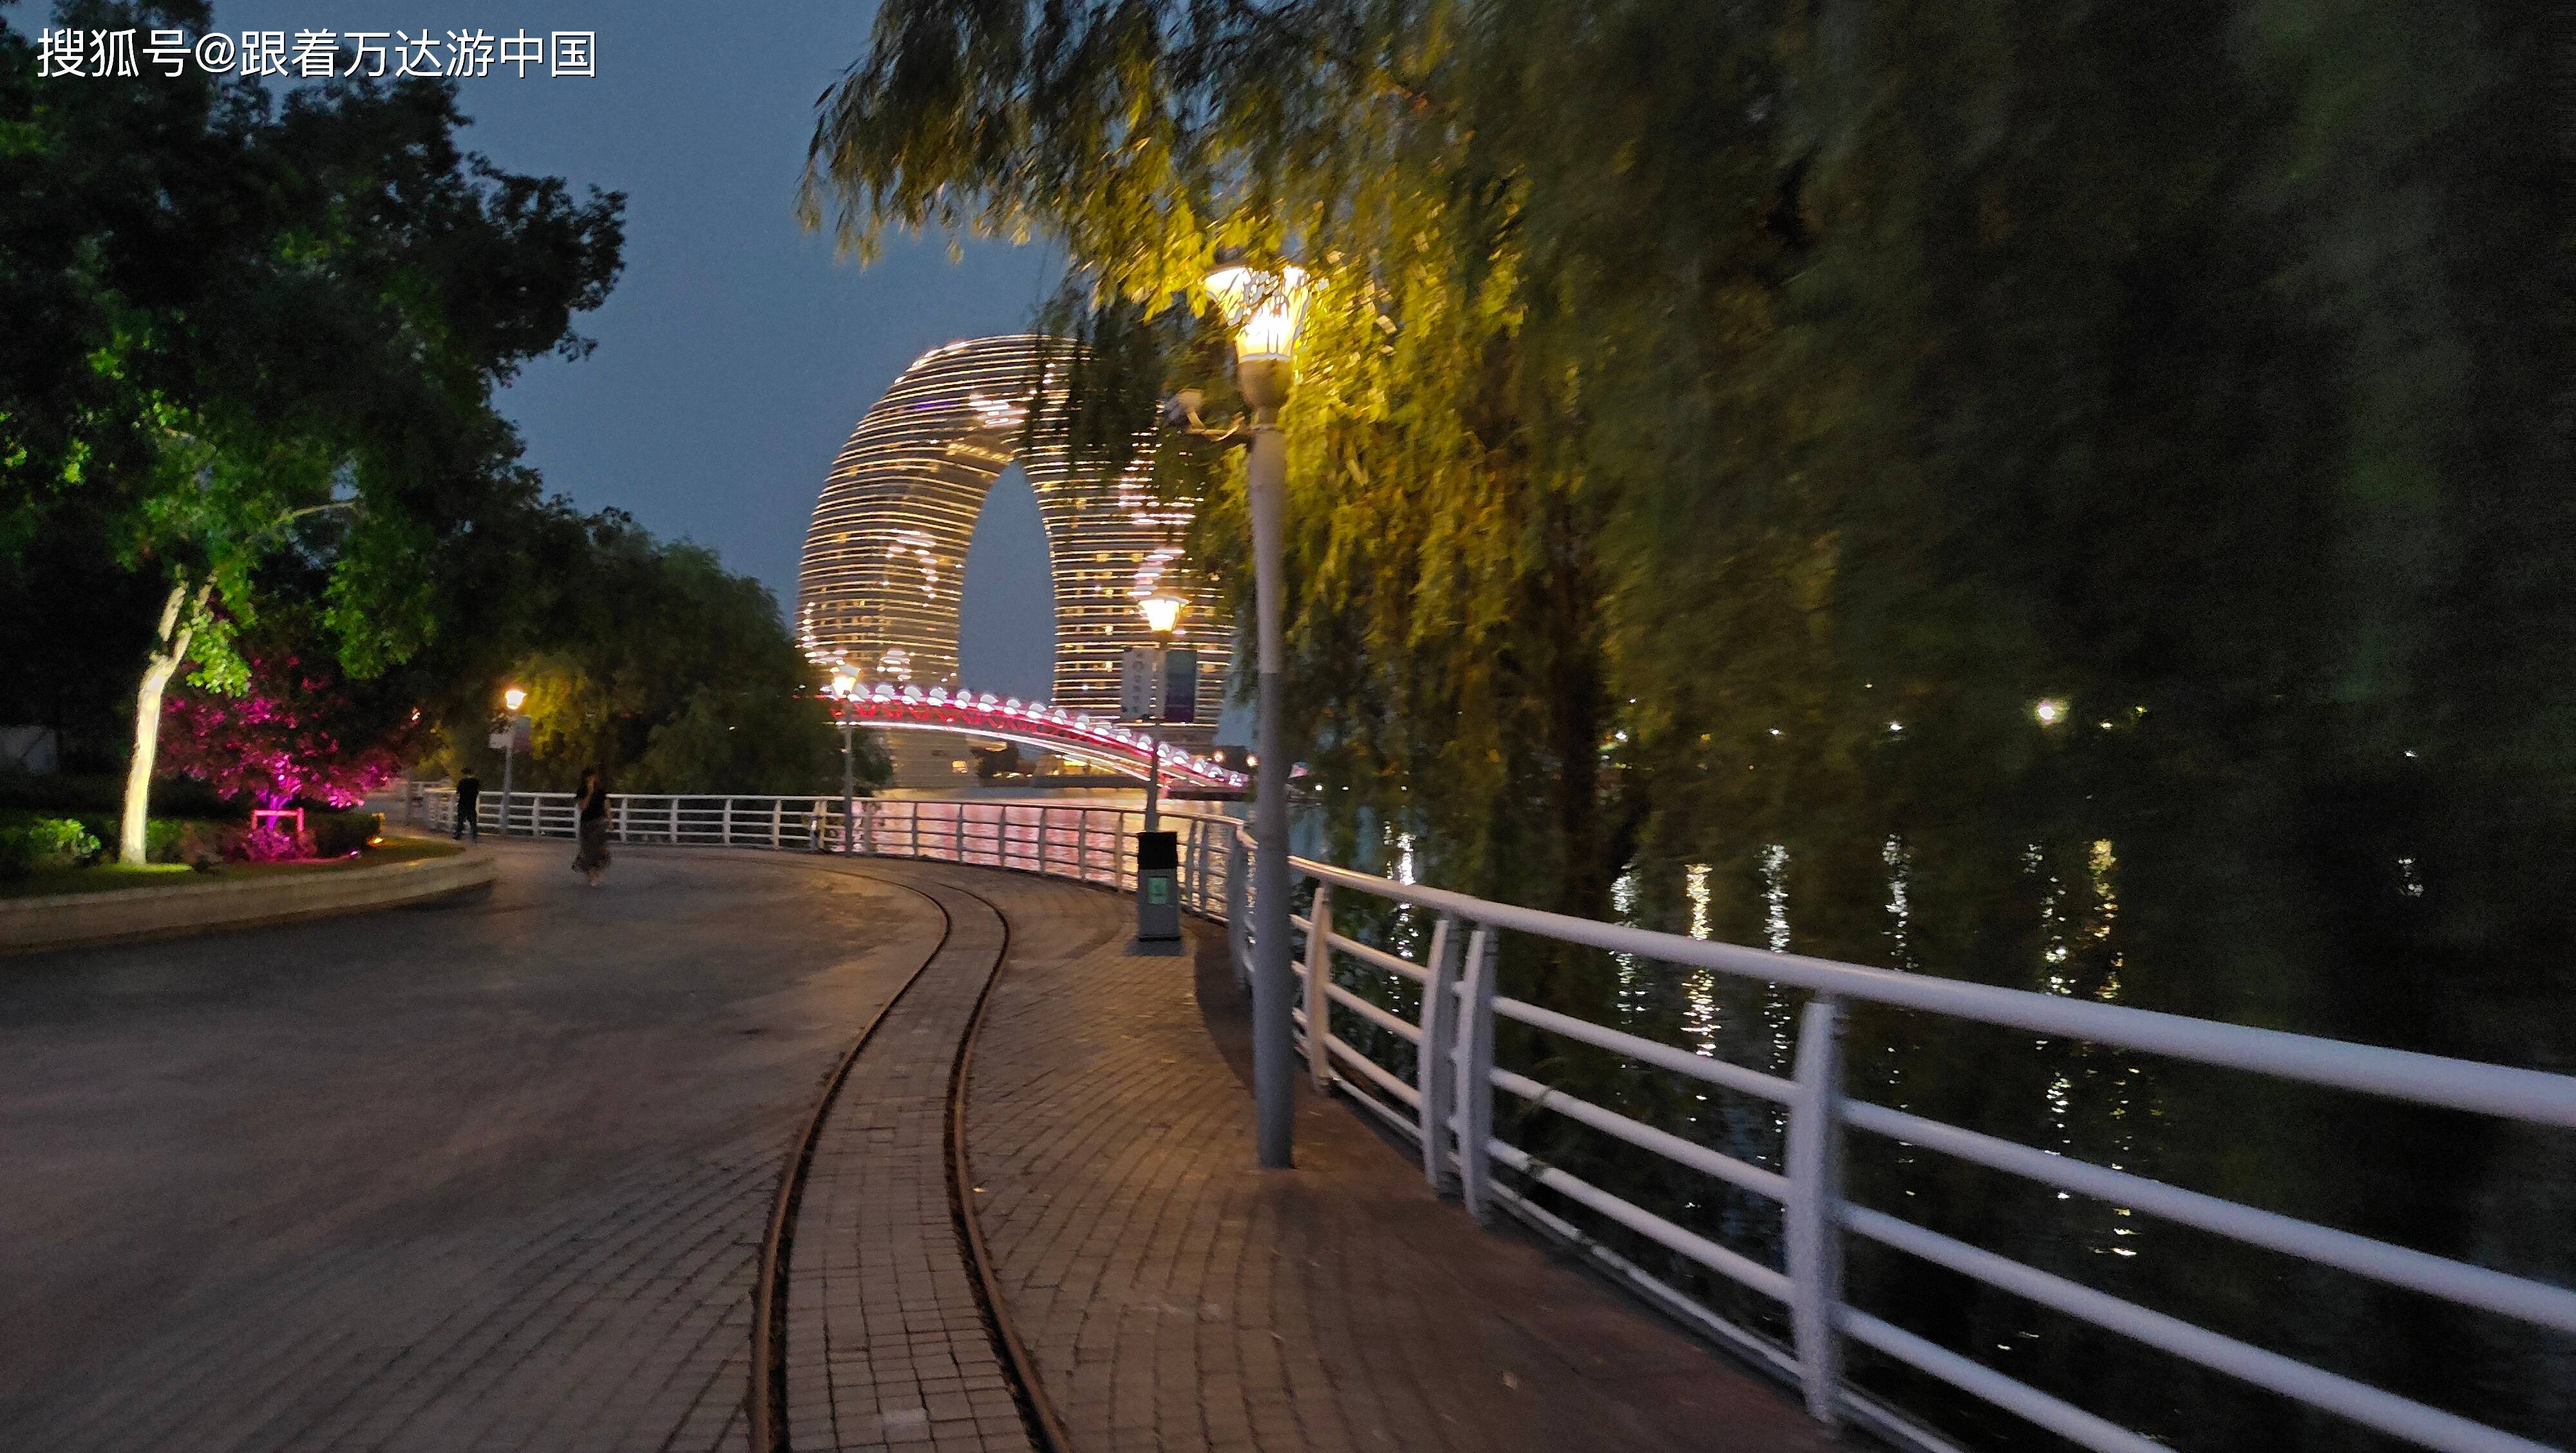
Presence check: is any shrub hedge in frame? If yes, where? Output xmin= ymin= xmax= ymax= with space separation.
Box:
xmin=0 ymin=813 xmax=102 ymax=878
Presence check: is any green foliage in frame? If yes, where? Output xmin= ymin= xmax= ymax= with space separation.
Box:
xmin=810 ymin=0 xmax=2573 ymax=1019
xmin=0 ymin=812 xmax=100 ymax=877
xmin=414 ymin=515 xmax=882 ymax=797
xmin=144 ymin=816 xmax=226 ymax=866
xmin=0 ymin=0 xmax=625 ymax=762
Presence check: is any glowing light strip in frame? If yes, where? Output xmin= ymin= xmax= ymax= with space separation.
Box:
xmin=831 ymin=681 xmax=1249 ymax=790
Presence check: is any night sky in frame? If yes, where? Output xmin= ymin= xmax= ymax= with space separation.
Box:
xmin=195 ymin=1 xmax=1070 ymax=699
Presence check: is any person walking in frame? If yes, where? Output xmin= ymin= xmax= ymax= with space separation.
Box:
xmin=453 ymin=770 xmax=482 ymax=842
xmin=571 ymin=765 xmax=612 ymax=886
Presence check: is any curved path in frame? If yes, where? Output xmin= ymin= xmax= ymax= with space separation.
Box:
xmin=0 ymin=841 xmax=943 ymax=1452
xmin=0 ymin=843 xmax=1828 ymax=1453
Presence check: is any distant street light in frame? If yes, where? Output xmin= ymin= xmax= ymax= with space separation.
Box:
xmin=498 ymin=685 xmax=528 ymax=836
xmin=1136 ymin=587 xmax=1188 ymax=836
xmin=1204 ymin=259 xmax=1314 ymax=1170
xmin=1139 ymin=586 xmax=1188 ymax=641
xmin=1133 ymin=587 xmax=1189 ymax=947
xmin=828 ymin=669 xmax=861 ymax=854
xmin=1204 ymin=263 xmax=1311 ymax=365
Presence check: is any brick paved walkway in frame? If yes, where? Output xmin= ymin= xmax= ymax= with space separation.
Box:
xmin=953 ymin=871 xmax=1837 ymax=1453
xmin=781 ymin=873 xmax=1033 ymax=1453
xmin=6 ymin=845 xmax=1837 ymax=1453
xmin=0 ymin=844 xmax=947 ymax=1453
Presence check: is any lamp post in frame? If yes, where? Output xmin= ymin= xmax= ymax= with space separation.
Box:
xmin=499 ymin=685 xmax=526 ymax=837
xmin=1132 ymin=589 xmax=1189 ymax=947
xmin=827 ymin=670 xmax=860 ymax=854
xmin=1136 ymin=588 xmax=1188 ymax=833
xmin=1205 ymin=261 xmax=1312 ymax=1169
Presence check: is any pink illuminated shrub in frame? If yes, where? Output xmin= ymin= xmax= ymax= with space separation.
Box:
xmin=158 ymin=652 xmax=415 ymax=816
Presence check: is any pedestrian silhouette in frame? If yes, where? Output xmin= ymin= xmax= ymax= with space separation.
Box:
xmin=571 ymin=766 xmax=612 ymax=886
xmin=454 ymin=771 xmax=482 ymax=842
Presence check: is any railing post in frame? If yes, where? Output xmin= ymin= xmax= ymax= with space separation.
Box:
xmin=1227 ymin=832 xmax=1251 ymax=991
xmin=668 ymin=797 xmax=679 ymax=845
xmin=909 ymin=800 xmax=921 ymax=859
xmin=721 ymin=796 xmax=734 ymax=846
xmin=1304 ymin=882 xmax=1334 ymax=1092
xmin=1454 ymin=926 xmax=1498 ymax=1223
xmin=1786 ymin=994 xmax=1848 ymax=1426
xmin=953 ymin=803 xmax=966 ymax=862
xmin=771 ymin=797 xmax=783 ymax=850
xmin=1419 ymin=914 xmax=1461 ymax=1193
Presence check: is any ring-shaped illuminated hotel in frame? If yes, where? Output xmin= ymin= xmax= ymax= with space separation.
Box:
xmin=794 ymin=335 xmax=1229 ymax=724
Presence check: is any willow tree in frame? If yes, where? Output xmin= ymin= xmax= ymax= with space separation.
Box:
xmin=806 ymin=5 xmax=2575 ymax=1443
xmin=804 ymin=0 xmax=2573 ymax=1025
xmin=804 ymin=1 xmax=1640 ymax=951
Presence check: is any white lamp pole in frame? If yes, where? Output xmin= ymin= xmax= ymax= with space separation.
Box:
xmin=1137 ymin=588 xmax=1188 ymax=835
xmin=829 ymin=670 xmax=858 ymax=854
xmin=500 ymin=685 xmax=526 ymax=837
xmin=1206 ymin=262 xmax=1311 ymax=1170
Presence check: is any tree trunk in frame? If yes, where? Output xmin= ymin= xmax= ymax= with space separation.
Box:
xmin=120 ymin=578 xmax=207 ymax=866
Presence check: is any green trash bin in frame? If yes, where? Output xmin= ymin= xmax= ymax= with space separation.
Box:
xmin=1135 ymin=830 xmax=1180 ymax=942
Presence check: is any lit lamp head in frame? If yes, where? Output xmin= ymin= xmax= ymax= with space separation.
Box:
xmin=502 ymin=686 xmax=526 ymax=713
xmin=828 ymin=669 xmax=858 ymax=705
xmin=1204 ymin=261 xmax=1311 ymax=414
xmin=1138 ymin=588 xmax=1188 ymax=642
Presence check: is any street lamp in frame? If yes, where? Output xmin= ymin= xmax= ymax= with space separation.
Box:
xmin=827 ymin=669 xmax=861 ymax=854
xmin=1204 ymin=259 xmax=1313 ymax=1169
xmin=498 ymin=686 xmax=527 ymax=837
xmin=1136 ymin=587 xmax=1188 ymax=835
xmin=1131 ymin=588 xmax=1191 ymax=948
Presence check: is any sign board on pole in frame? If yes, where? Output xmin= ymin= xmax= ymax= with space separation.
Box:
xmin=1162 ymin=649 xmax=1199 ymax=725
xmin=488 ymin=731 xmax=509 ymax=750
xmin=1121 ymin=647 xmax=1202 ymax=725
xmin=1119 ymin=647 xmax=1157 ymax=720
xmin=510 ymin=716 xmax=532 ymax=752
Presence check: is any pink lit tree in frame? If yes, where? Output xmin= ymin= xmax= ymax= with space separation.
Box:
xmin=157 ymin=650 xmax=416 ymax=813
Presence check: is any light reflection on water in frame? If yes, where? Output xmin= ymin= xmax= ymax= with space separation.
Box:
xmin=1622 ymin=838 xmax=2159 ymax=1263
xmin=1386 ymin=806 xmax=2561 ymax=1448
xmin=1882 ymin=834 xmax=1914 ymax=971
xmin=1683 ymin=863 xmax=1719 ymax=1057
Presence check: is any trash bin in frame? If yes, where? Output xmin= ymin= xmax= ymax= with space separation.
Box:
xmin=1135 ymin=830 xmax=1180 ymax=942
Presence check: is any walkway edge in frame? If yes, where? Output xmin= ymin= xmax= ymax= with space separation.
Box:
xmin=0 ymin=850 xmax=497 ymax=956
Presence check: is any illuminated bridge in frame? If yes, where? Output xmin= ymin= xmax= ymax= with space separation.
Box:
xmin=833 ymin=682 xmax=1249 ymax=793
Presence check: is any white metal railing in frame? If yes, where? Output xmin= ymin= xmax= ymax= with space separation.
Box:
xmin=1265 ymin=853 xmax=2576 ymax=1453
xmin=402 ymin=786 xmax=1245 ymax=920
xmin=390 ymin=780 xmax=2575 ymax=1452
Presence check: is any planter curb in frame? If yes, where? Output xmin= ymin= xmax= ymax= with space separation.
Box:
xmin=0 ymin=849 xmax=498 ymax=955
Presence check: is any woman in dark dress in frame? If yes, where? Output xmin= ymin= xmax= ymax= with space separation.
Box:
xmin=571 ymin=765 xmax=612 ymax=886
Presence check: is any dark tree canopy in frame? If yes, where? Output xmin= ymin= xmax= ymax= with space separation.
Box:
xmin=0 ymin=0 xmax=629 ymax=853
